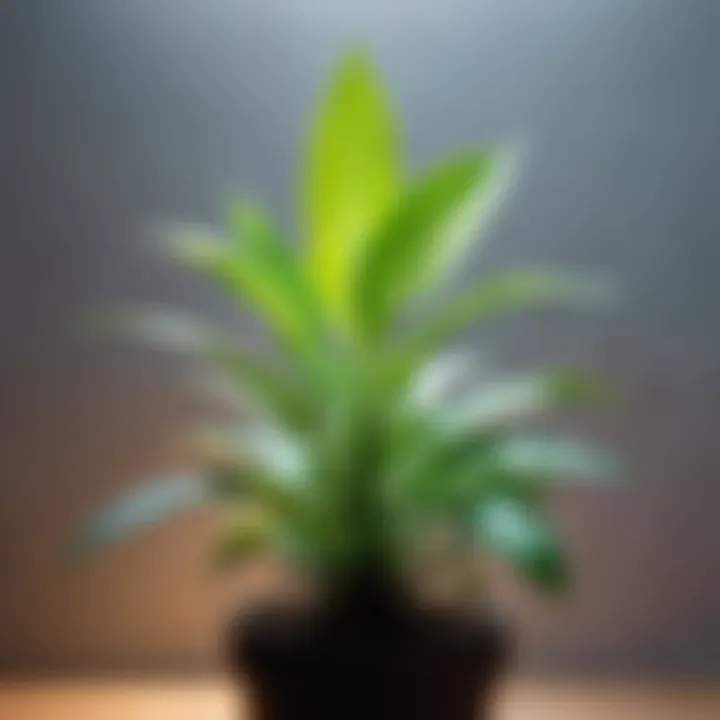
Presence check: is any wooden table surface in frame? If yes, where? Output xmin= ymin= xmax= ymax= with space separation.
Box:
xmin=0 ymin=679 xmax=718 ymax=719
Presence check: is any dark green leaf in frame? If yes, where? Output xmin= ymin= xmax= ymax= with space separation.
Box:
xmin=475 ymin=497 xmax=568 ymax=592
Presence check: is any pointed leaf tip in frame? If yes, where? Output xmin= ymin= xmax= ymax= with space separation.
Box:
xmin=355 ymin=148 xmax=508 ymax=337
xmin=305 ymin=49 xmax=401 ymax=331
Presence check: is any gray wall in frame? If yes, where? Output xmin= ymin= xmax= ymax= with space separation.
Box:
xmin=2 ymin=0 xmax=720 ymax=676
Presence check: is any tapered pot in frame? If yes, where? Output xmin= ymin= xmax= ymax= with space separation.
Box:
xmin=230 ymin=584 xmax=508 ymax=720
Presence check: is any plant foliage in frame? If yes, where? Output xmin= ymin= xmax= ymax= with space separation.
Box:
xmin=78 ymin=49 xmax=620 ymax=596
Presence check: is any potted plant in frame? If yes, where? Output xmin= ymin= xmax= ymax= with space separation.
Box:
xmin=78 ymin=50 xmax=619 ymax=719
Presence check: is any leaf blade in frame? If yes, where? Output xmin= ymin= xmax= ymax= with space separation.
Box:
xmin=438 ymin=369 xmax=604 ymax=434
xmin=306 ymin=48 xmax=401 ymax=328
xmin=492 ymin=436 xmax=623 ymax=484
xmin=117 ymin=309 xmax=314 ymax=427
xmin=75 ymin=475 xmax=213 ymax=554
xmin=356 ymin=149 xmax=507 ymax=337
xmin=227 ymin=202 xmax=324 ymax=357
xmin=400 ymin=269 xmax=612 ymax=370
xmin=163 ymin=212 xmax=324 ymax=364
xmin=475 ymin=497 xmax=568 ymax=592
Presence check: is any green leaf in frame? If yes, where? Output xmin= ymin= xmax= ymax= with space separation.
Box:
xmin=206 ymin=423 xmax=308 ymax=483
xmin=355 ymin=150 xmax=505 ymax=337
xmin=115 ymin=308 xmax=220 ymax=354
xmin=492 ymin=436 xmax=622 ymax=484
xmin=209 ymin=465 xmax=307 ymax=529
xmin=395 ymin=270 xmax=612 ymax=374
xmin=120 ymin=310 xmax=313 ymax=428
xmin=214 ymin=343 xmax=314 ymax=428
xmin=75 ymin=475 xmax=213 ymax=554
xmin=163 ymin=213 xmax=322 ymax=361
xmin=227 ymin=202 xmax=324 ymax=356
xmin=158 ymin=222 xmax=228 ymax=270
xmin=438 ymin=369 xmax=603 ymax=434
xmin=475 ymin=497 xmax=568 ymax=591
xmin=305 ymin=48 xmax=401 ymax=328
xmin=389 ymin=429 xmax=569 ymax=516
xmin=392 ymin=433 xmax=496 ymax=514
xmin=410 ymin=351 xmax=479 ymax=409
xmin=241 ymin=425 xmax=307 ymax=480
xmin=212 ymin=515 xmax=275 ymax=570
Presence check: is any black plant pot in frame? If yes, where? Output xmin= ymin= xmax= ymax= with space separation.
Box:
xmin=230 ymin=586 xmax=508 ymax=720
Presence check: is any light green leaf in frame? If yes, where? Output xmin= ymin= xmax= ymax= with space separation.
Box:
xmin=439 ymin=369 xmax=603 ymax=433
xmin=116 ymin=308 xmax=221 ymax=354
xmin=227 ymin=202 xmax=324 ymax=356
xmin=242 ymin=426 xmax=307 ymax=480
xmin=395 ymin=269 xmax=612 ymax=375
xmin=306 ymin=48 xmax=401 ymax=328
xmin=205 ymin=423 xmax=308 ymax=483
xmin=158 ymin=222 xmax=228 ymax=270
xmin=475 ymin=497 xmax=568 ymax=591
xmin=75 ymin=475 xmax=213 ymax=554
xmin=355 ymin=150 xmax=505 ymax=337
xmin=163 ymin=213 xmax=322 ymax=360
xmin=410 ymin=351 xmax=480 ymax=409
xmin=209 ymin=465 xmax=307 ymax=528
xmin=492 ymin=436 xmax=622 ymax=483
xmin=391 ymin=432 xmax=496 ymax=514
xmin=214 ymin=344 xmax=314 ymax=428
xmin=119 ymin=310 xmax=313 ymax=427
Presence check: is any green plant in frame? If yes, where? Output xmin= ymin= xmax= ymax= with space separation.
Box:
xmin=78 ymin=50 xmax=619 ymax=598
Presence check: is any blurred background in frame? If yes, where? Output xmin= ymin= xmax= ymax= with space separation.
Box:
xmin=1 ymin=0 xmax=719 ymax=679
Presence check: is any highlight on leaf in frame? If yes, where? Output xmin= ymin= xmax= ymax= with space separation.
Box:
xmin=475 ymin=497 xmax=568 ymax=592
xmin=305 ymin=48 xmax=401 ymax=331
xmin=75 ymin=475 xmax=215 ymax=555
xmin=355 ymin=148 xmax=515 ymax=338
xmin=437 ymin=368 xmax=605 ymax=434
